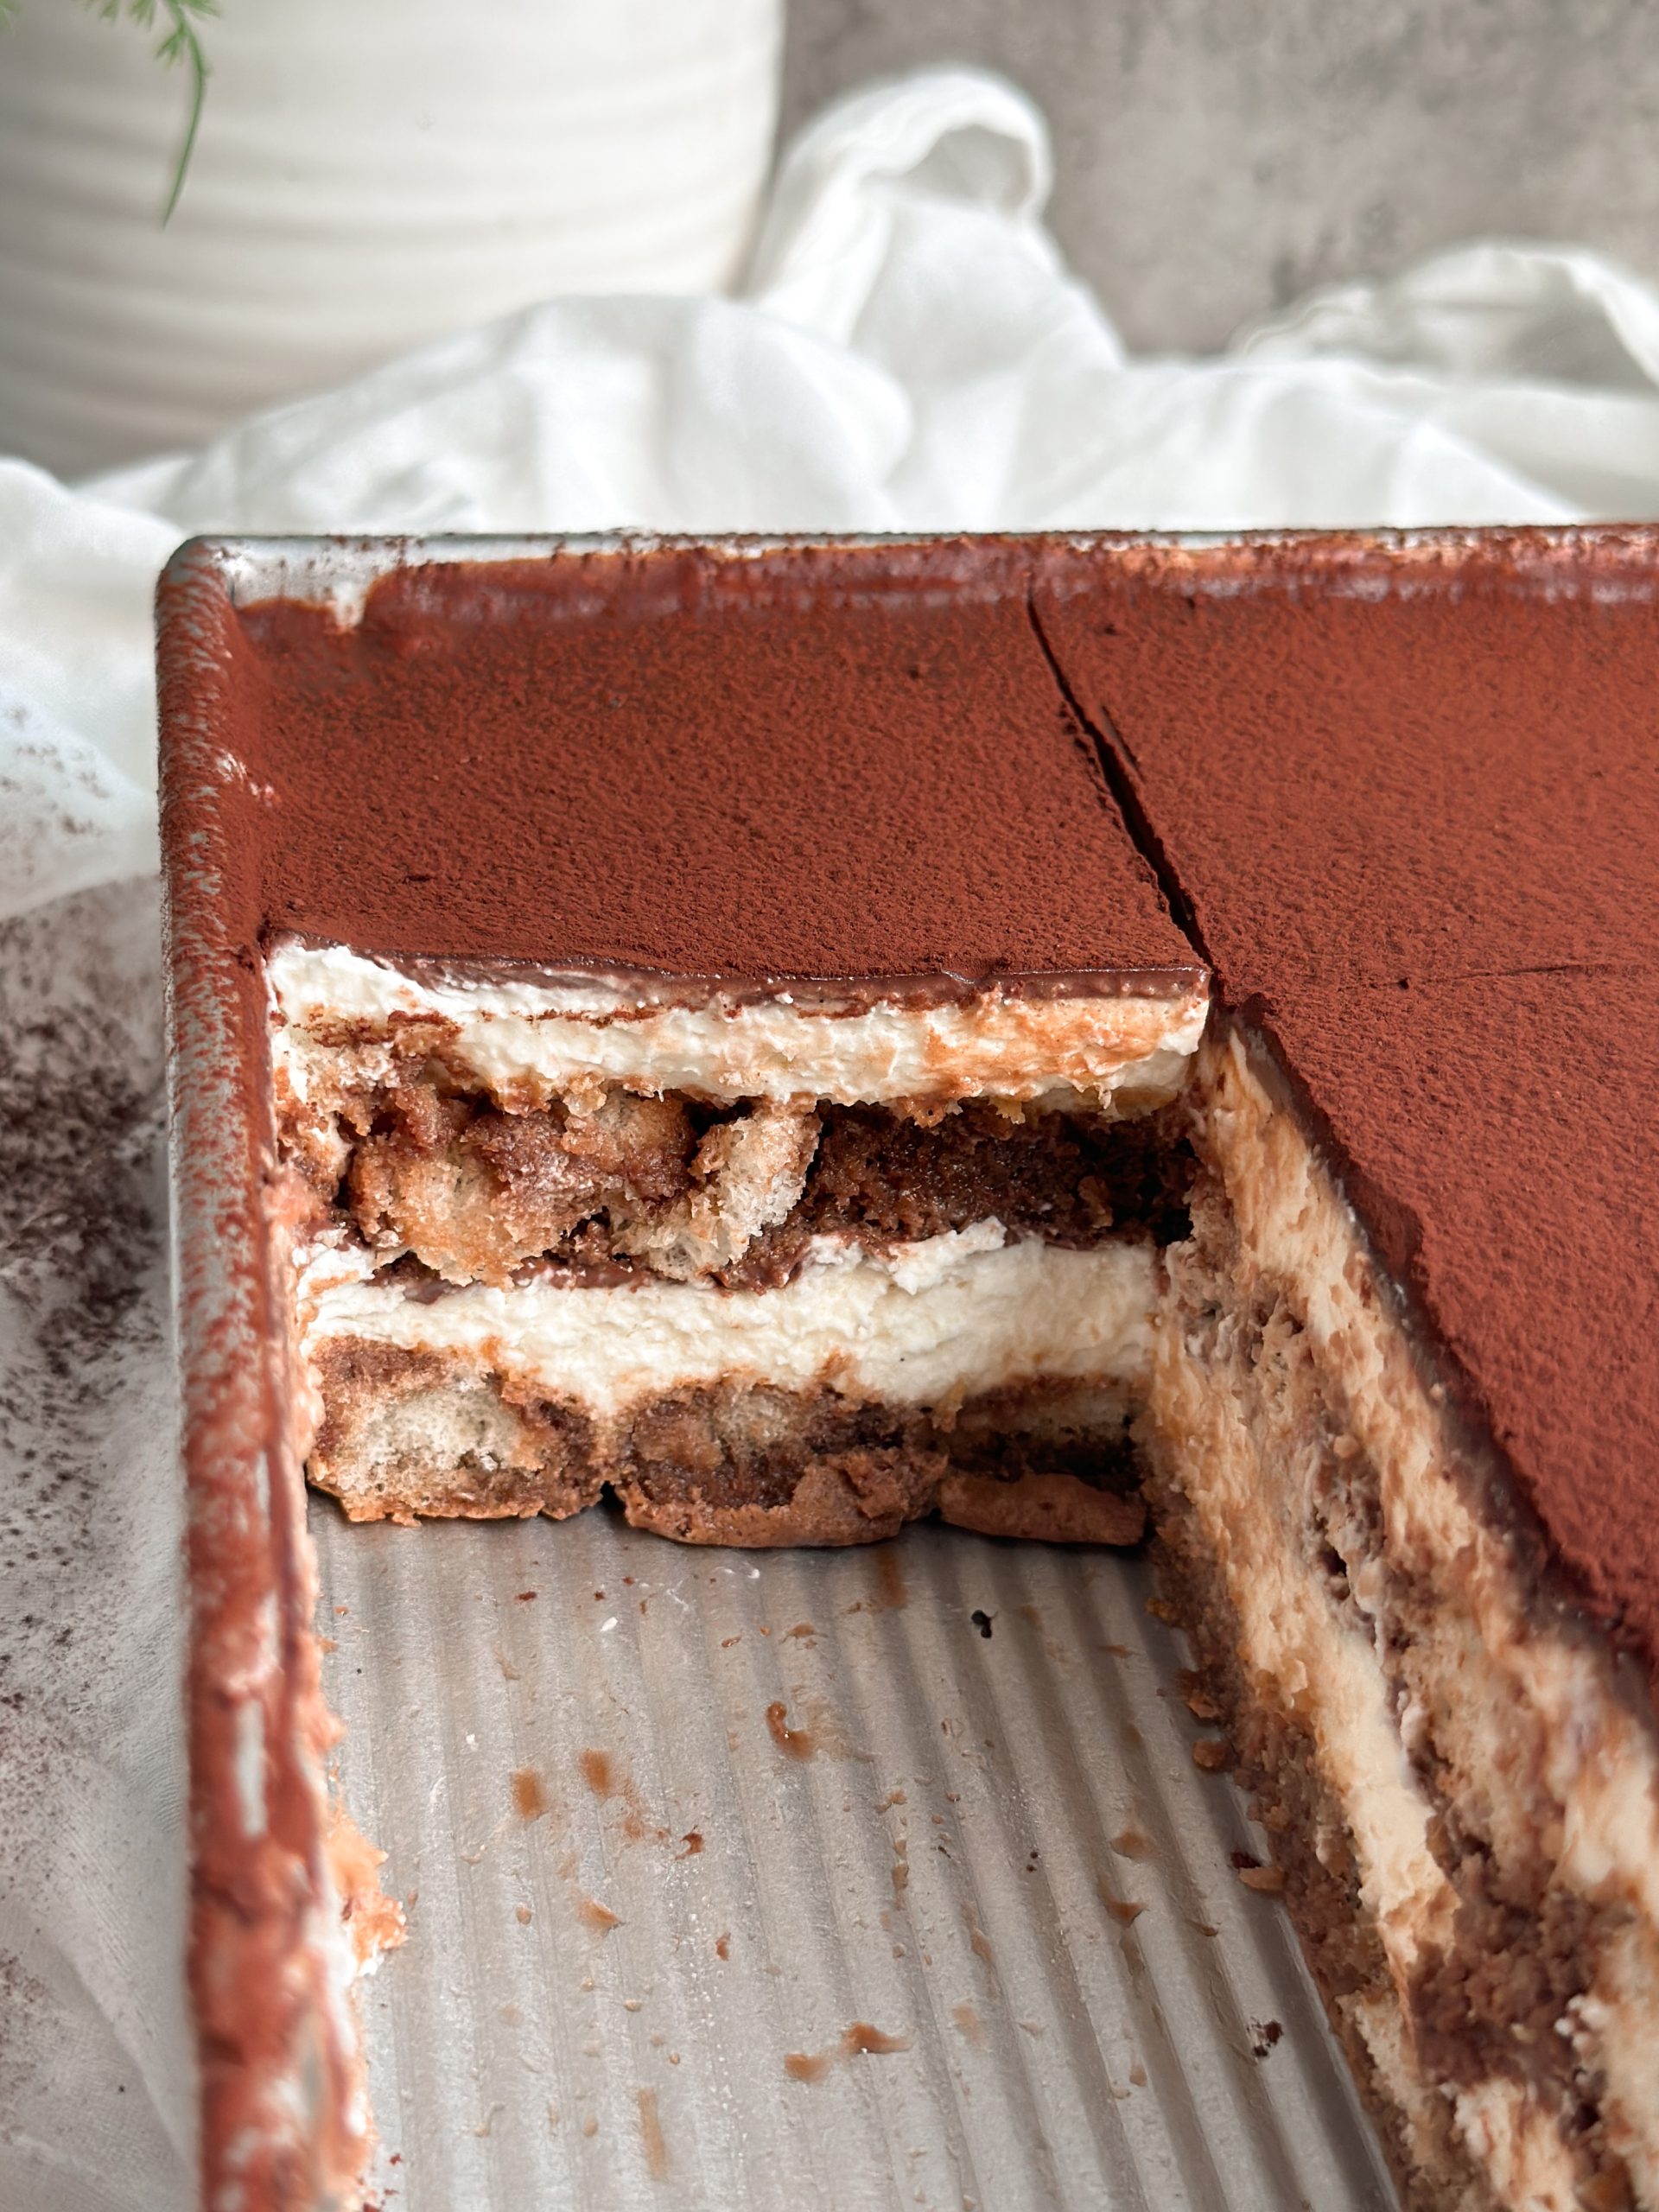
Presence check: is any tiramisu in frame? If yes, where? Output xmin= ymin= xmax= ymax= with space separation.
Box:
xmin=162 ymin=529 xmax=1659 ymax=2212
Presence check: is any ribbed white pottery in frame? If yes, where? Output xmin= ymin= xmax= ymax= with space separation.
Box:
xmin=0 ymin=0 xmax=781 ymax=476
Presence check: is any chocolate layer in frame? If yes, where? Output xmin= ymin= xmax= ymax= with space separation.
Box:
xmin=293 ymin=944 xmax=1198 ymax=1014
xmin=1033 ymin=531 xmax=1659 ymax=1683
xmin=791 ymin=1099 xmax=1193 ymax=1249
xmin=226 ymin=541 xmax=1197 ymax=990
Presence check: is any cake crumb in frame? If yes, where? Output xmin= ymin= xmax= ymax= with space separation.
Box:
xmin=785 ymin=2024 xmax=911 ymax=2082
xmin=1097 ymin=1875 xmax=1146 ymax=1926
xmin=325 ymin=1804 xmax=406 ymax=1969
xmin=1238 ymin=1863 xmax=1287 ymax=1895
xmin=1174 ymin=1668 xmax=1222 ymax=1721
xmin=766 ymin=1700 xmax=815 ymax=1760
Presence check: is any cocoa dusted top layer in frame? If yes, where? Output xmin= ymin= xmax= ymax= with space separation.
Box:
xmin=204 ymin=528 xmax=1659 ymax=1673
xmin=1034 ymin=531 xmax=1659 ymax=1679
xmin=228 ymin=541 xmax=1197 ymax=997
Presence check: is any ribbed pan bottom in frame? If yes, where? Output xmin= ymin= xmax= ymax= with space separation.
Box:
xmin=316 ymin=1502 xmax=1395 ymax=2211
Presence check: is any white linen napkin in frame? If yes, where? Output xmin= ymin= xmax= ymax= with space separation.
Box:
xmin=5 ymin=64 xmax=1659 ymax=2211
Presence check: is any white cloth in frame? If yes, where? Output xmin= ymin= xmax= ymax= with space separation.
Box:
xmin=7 ymin=63 xmax=1659 ymax=2210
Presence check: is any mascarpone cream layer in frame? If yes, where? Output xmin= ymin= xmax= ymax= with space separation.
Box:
xmin=297 ymin=1224 xmax=1155 ymax=1416
xmin=269 ymin=941 xmax=1208 ymax=1109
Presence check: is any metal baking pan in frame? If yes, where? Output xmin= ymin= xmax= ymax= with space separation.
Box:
xmin=160 ymin=532 xmax=1396 ymax=2212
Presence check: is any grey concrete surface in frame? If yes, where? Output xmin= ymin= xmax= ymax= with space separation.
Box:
xmin=781 ymin=1 xmax=1659 ymax=353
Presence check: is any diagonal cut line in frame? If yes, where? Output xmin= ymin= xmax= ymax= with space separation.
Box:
xmin=1023 ymin=582 xmax=1213 ymax=968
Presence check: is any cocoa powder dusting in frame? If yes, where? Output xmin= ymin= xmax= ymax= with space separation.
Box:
xmin=1039 ymin=535 xmax=1659 ymax=1678
xmin=0 ymin=882 xmax=192 ymax=2196
xmin=636 ymin=2087 xmax=670 ymax=2180
xmin=512 ymin=1768 xmax=550 ymax=1822
xmin=576 ymin=1746 xmax=662 ymax=1845
xmin=230 ymin=545 xmax=1194 ymax=985
xmin=842 ymin=2023 xmax=910 ymax=2057
xmin=577 ymin=1749 xmax=614 ymax=1798
xmin=872 ymin=1546 xmax=908 ymax=1612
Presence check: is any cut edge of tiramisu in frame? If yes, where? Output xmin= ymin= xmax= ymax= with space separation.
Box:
xmin=272 ymin=938 xmax=1208 ymax=1548
xmin=1146 ymin=1019 xmax=1659 ymax=2212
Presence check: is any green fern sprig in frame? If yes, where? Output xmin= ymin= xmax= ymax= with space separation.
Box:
xmin=97 ymin=0 xmax=218 ymax=221
xmin=0 ymin=0 xmax=219 ymax=223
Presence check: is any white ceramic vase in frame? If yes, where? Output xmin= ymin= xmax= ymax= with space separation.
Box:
xmin=0 ymin=0 xmax=782 ymax=476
